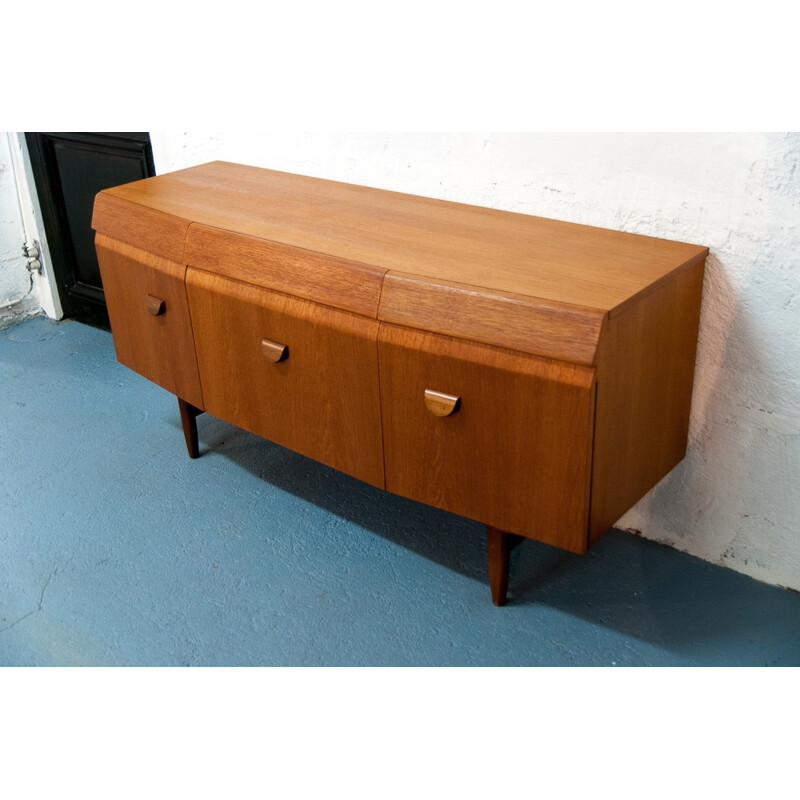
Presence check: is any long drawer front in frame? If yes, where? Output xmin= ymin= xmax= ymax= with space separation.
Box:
xmin=378 ymin=324 xmax=596 ymax=552
xmin=186 ymin=268 xmax=385 ymax=489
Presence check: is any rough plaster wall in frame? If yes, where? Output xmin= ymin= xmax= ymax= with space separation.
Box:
xmin=0 ymin=134 xmax=39 ymax=328
xmin=150 ymin=132 xmax=800 ymax=591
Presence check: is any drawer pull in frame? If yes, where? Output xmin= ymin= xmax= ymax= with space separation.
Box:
xmin=146 ymin=294 xmax=166 ymax=316
xmin=261 ymin=337 xmax=289 ymax=363
xmin=424 ymin=389 xmax=460 ymax=417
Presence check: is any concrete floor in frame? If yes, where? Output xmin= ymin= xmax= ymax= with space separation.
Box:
xmin=1 ymin=316 xmax=798 ymax=666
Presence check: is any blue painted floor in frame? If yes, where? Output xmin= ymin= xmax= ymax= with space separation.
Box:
xmin=1 ymin=316 xmax=798 ymax=666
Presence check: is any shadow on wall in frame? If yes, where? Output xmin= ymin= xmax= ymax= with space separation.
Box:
xmin=181 ymin=410 xmax=796 ymax=659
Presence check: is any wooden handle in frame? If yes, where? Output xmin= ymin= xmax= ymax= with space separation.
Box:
xmin=146 ymin=294 xmax=165 ymax=316
xmin=261 ymin=337 xmax=289 ymax=363
xmin=424 ymin=389 xmax=460 ymax=417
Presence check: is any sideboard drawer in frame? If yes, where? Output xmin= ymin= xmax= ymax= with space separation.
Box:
xmin=378 ymin=324 xmax=596 ymax=552
xmin=186 ymin=269 xmax=385 ymax=488
xmin=95 ymin=233 xmax=204 ymax=408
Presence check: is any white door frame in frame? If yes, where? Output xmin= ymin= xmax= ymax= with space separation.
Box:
xmin=3 ymin=132 xmax=63 ymax=320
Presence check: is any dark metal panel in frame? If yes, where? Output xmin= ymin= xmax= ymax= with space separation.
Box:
xmin=25 ymin=132 xmax=155 ymax=328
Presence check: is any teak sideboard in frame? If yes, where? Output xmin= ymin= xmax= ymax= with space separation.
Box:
xmin=92 ymin=161 xmax=708 ymax=605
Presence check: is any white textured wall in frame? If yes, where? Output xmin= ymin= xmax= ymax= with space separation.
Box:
xmin=150 ymin=132 xmax=800 ymax=591
xmin=0 ymin=134 xmax=37 ymax=326
xmin=0 ymin=133 xmax=60 ymax=326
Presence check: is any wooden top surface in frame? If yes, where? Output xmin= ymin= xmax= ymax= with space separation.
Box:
xmin=96 ymin=160 xmax=707 ymax=315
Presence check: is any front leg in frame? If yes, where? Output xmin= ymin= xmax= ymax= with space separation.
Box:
xmin=177 ymin=397 xmax=203 ymax=459
xmin=487 ymin=526 xmax=511 ymax=606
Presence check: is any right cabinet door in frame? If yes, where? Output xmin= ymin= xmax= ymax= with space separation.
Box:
xmin=378 ymin=324 xmax=596 ymax=553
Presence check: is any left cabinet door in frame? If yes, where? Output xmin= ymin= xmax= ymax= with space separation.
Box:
xmin=95 ymin=233 xmax=204 ymax=408
xmin=186 ymin=268 xmax=385 ymax=489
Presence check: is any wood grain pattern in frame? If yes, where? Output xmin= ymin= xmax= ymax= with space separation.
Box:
xmin=95 ymin=233 xmax=204 ymax=408
xmin=102 ymin=161 xmax=708 ymax=313
xmin=185 ymin=223 xmax=386 ymax=318
xmin=186 ymin=268 xmax=385 ymax=489
xmin=589 ymin=257 xmax=706 ymax=543
xmin=378 ymin=271 xmax=606 ymax=365
xmin=379 ymin=323 xmax=596 ymax=553
xmin=92 ymin=193 xmax=189 ymax=262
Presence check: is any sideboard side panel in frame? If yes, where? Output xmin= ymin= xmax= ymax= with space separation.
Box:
xmin=589 ymin=258 xmax=706 ymax=543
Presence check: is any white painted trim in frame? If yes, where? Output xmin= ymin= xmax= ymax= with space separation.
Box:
xmin=7 ymin=133 xmax=63 ymax=319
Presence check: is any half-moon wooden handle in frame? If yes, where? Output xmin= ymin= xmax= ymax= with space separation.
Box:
xmin=146 ymin=294 xmax=166 ymax=316
xmin=424 ymin=389 xmax=460 ymax=417
xmin=261 ymin=337 xmax=289 ymax=363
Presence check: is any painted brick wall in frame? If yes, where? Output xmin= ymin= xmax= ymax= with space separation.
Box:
xmin=145 ymin=133 xmax=797 ymax=592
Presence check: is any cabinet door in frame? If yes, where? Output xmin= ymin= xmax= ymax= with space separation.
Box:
xmin=96 ymin=234 xmax=204 ymax=408
xmin=186 ymin=269 xmax=384 ymax=489
xmin=378 ymin=324 xmax=596 ymax=552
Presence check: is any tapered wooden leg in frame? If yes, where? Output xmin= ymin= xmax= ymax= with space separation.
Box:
xmin=487 ymin=526 xmax=511 ymax=606
xmin=178 ymin=397 xmax=202 ymax=459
